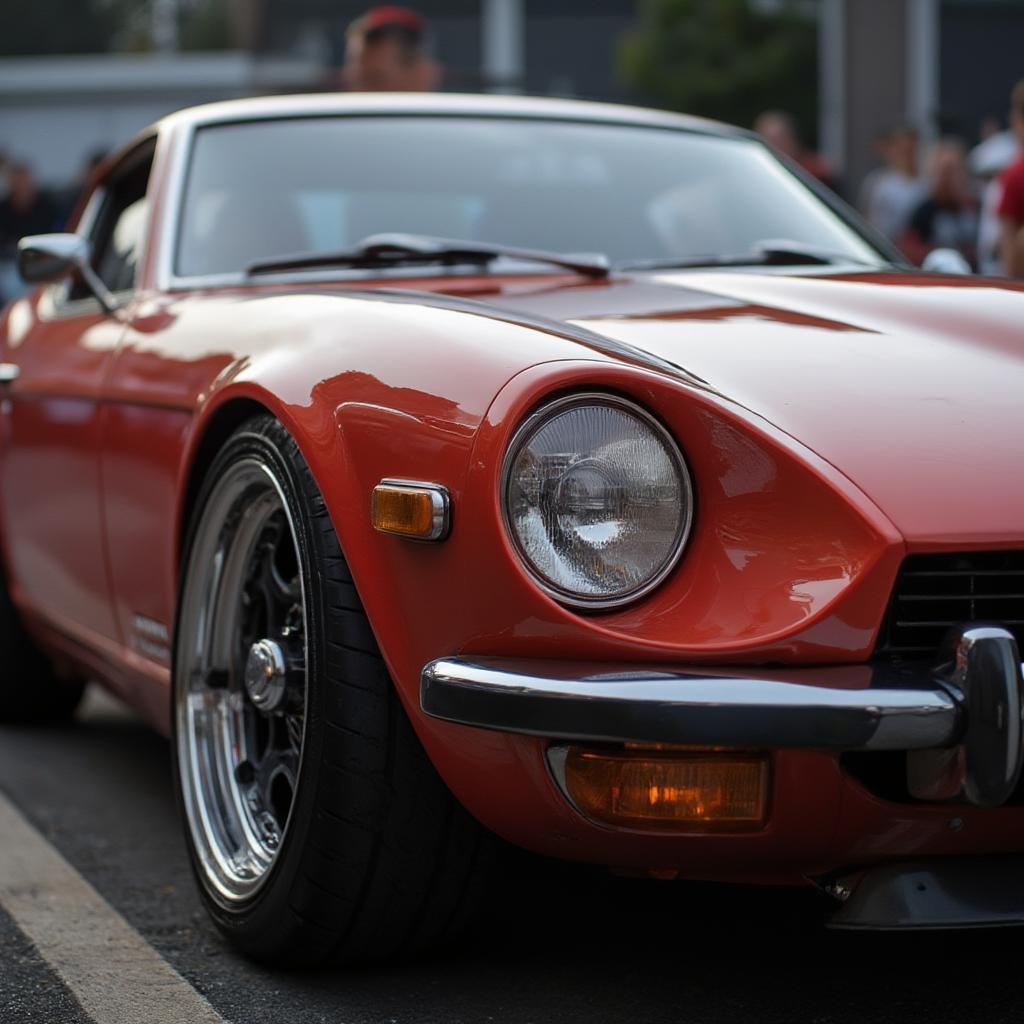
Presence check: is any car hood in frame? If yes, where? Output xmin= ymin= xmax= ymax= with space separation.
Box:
xmin=493 ymin=269 xmax=1024 ymax=546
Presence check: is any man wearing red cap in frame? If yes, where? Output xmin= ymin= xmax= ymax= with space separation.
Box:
xmin=341 ymin=6 xmax=441 ymax=92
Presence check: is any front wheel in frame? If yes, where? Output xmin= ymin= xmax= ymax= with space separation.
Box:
xmin=172 ymin=415 xmax=488 ymax=965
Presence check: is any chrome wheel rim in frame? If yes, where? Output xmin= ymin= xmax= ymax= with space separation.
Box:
xmin=176 ymin=458 xmax=307 ymax=905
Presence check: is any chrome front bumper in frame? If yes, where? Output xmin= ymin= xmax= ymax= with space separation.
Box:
xmin=421 ymin=625 xmax=1024 ymax=809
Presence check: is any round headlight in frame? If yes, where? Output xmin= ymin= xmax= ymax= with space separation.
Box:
xmin=502 ymin=393 xmax=693 ymax=608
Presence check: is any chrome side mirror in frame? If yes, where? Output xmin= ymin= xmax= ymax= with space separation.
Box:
xmin=17 ymin=233 xmax=117 ymax=313
xmin=921 ymin=247 xmax=972 ymax=275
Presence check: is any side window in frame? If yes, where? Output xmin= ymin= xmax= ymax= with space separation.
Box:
xmin=70 ymin=143 xmax=154 ymax=301
xmin=97 ymin=193 xmax=148 ymax=293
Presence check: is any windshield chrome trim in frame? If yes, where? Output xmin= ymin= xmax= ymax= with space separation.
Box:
xmin=156 ymin=119 xmax=195 ymax=293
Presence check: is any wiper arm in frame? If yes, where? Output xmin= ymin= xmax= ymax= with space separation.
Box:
xmin=246 ymin=233 xmax=610 ymax=279
xmin=618 ymin=240 xmax=878 ymax=272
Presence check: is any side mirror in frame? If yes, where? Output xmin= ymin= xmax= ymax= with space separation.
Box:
xmin=921 ymin=248 xmax=972 ymax=275
xmin=17 ymin=233 xmax=117 ymax=313
xmin=17 ymin=233 xmax=89 ymax=284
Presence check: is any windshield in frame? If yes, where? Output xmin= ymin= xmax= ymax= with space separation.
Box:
xmin=175 ymin=115 xmax=885 ymax=279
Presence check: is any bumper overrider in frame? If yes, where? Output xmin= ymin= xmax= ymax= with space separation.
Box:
xmin=421 ymin=625 xmax=1024 ymax=811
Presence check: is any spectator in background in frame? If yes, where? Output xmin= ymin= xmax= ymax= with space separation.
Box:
xmin=0 ymin=162 xmax=57 ymax=250
xmin=339 ymin=6 xmax=441 ymax=93
xmin=754 ymin=110 xmax=839 ymax=192
xmin=858 ymin=125 xmax=925 ymax=242
xmin=970 ymin=124 xmax=1019 ymax=275
xmin=998 ymin=80 xmax=1024 ymax=278
xmin=900 ymin=139 xmax=979 ymax=268
xmin=0 ymin=162 xmax=58 ymax=305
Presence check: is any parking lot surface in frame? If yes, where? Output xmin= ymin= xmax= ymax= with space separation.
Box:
xmin=0 ymin=688 xmax=1019 ymax=1024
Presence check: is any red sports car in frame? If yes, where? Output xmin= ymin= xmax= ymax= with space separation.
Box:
xmin=2 ymin=94 xmax=1022 ymax=964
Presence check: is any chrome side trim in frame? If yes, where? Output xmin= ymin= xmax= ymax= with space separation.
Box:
xmin=421 ymin=656 xmax=961 ymax=751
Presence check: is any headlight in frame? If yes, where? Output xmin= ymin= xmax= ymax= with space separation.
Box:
xmin=502 ymin=393 xmax=693 ymax=608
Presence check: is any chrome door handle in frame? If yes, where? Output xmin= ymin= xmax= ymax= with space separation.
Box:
xmin=0 ymin=364 xmax=20 ymax=384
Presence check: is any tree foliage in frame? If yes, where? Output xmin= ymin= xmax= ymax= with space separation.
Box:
xmin=0 ymin=0 xmax=231 ymax=56
xmin=0 ymin=1 xmax=119 ymax=56
xmin=618 ymin=0 xmax=819 ymax=139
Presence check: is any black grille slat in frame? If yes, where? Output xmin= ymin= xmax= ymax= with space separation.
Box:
xmin=874 ymin=551 xmax=1024 ymax=661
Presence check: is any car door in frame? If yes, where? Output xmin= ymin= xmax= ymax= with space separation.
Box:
xmin=0 ymin=140 xmax=154 ymax=657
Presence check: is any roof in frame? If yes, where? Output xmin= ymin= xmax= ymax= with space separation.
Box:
xmin=156 ymin=91 xmax=745 ymax=139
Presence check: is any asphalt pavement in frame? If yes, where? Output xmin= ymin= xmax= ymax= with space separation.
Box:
xmin=0 ymin=686 xmax=1020 ymax=1024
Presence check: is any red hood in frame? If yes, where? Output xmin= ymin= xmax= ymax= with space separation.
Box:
xmin=499 ymin=269 xmax=1024 ymax=547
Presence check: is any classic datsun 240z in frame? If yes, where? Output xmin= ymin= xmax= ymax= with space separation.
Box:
xmin=1 ymin=94 xmax=1023 ymax=964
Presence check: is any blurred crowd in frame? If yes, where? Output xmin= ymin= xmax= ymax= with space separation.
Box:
xmin=860 ymin=91 xmax=1024 ymax=278
xmin=752 ymin=79 xmax=1024 ymax=278
xmin=2 ymin=4 xmax=1024 ymax=302
xmin=0 ymin=150 xmax=106 ymax=301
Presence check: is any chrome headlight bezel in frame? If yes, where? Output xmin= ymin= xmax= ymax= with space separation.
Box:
xmin=500 ymin=392 xmax=695 ymax=610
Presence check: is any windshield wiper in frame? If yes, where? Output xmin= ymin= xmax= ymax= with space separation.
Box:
xmin=618 ymin=240 xmax=879 ymax=272
xmin=246 ymin=233 xmax=611 ymax=279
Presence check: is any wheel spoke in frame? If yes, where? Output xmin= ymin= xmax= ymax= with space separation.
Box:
xmin=268 ymin=561 xmax=300 ymax=607
xmin=285 ymin=713 xmax=303 ymax=753
xmin=187 ymin=688 xmax=229 ymax=714
xmin=175 ymin=458 xmax=308 ymax=903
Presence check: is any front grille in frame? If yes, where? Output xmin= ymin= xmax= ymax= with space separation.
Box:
xmin=874 ymin=551 xmax=1024 ymax=661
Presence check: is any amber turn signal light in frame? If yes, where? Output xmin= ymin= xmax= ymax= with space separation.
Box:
xmin=562 ymin=747 xmax=769 ymax=831
xmin=371 ymin=480 xmax=450 ymax=541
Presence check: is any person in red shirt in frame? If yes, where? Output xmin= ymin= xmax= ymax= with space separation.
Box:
xmin=339 ymin=6 xmax=441 ymax=93
xmin=998 ymin=81 xmax=1024 ymax=277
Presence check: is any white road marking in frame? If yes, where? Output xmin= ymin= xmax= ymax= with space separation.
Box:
xmin=0 ymin=787 xmax=227 ymax=1024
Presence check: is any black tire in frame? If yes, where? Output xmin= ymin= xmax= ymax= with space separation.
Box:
xmin=0 ymin=565 xmax=84 ymax=723
xmin=172 ymin=414 xmax=490 ymax=966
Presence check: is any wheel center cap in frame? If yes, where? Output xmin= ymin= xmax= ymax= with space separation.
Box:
xmin=244 ymin=639 xmax=287 ymax=712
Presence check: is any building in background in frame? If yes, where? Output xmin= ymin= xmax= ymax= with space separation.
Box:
xmin=0 ymin=0 xmax=637 ymax=187
xmin=0 ymin=0 xmax=1022 ymax=194
xmin=821 ymin=0 xmax=1024 ymax=194
xmin=0 ymin=54 xmax=320 ymax=187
